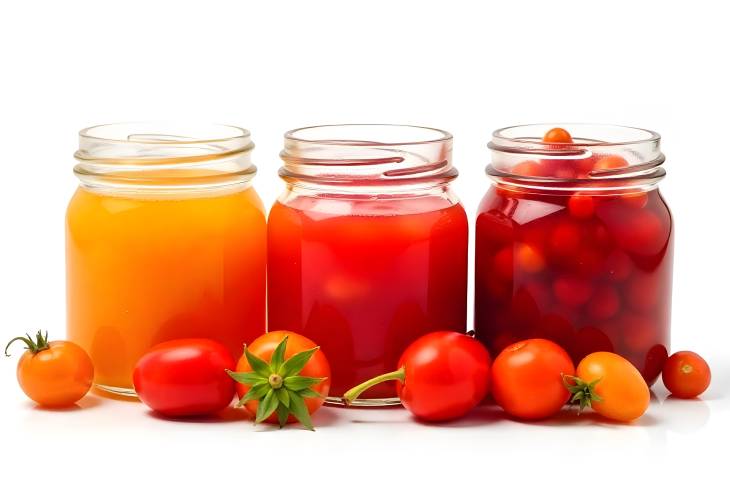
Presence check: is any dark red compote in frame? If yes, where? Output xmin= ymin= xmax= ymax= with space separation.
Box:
xmin=475 ymin=124 xmax=673 ymax=385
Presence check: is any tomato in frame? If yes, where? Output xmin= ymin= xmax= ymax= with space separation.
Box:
xmin=343 ymin=331 xmax=491 ymax=422
xmin=594 ymin=155 xmax=629 ymax=170
xmin=5 ymin=331 xmax=94 ymax=407
xmin=133 ymin=338 xmax=236 ymax=417
xmin=553 ymin=276 xmax=594 ymax=307
xmin=662 ymin=351 xmax=711 ymax=398
xmin=230 ymin=331 xmax=330 ymax=429
xmin=491 ymin=339 xmax=574 ymax=420
xmin=568 ymin=192 xmax=596 ymax=219
xmin=569 ymin=351 xmax=650 ymax=422
xmin=543 ymin=127 xmax=573 ymax=143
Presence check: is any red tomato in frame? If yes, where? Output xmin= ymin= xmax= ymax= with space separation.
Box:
xmin=234 ymin=331 xmax=331 ymax=425
xmin=662 ymin=351 xmax=711 ymax=398
xmin=133 ymin=338 xmax=236 ymax=417
xmin=553 ymin=276 xmax=594 ymax=307
xmin=567 ymin=193 xmax=595 ymax=219
xmin=343 ymin=331 xmax=491 ymax=422
xmin=594 ymin=155 xmax=629 ymax=170
xmin=543 ymin=127 xmax=573 ymax=143
xmin=491 ymin=339 xmax=575 ymax=420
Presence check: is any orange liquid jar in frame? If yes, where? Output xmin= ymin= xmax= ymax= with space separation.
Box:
xmin=66 ymin=123 xmax=266 ymax=396
xmin=268 ymin=125 xmax=468 ymax=405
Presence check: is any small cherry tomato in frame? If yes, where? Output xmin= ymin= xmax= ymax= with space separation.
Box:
xmin=553 ymin=276 xmax=594 ymax=307
xmin=230 ymin=331 xmax=331 ymax=429
xmin=567 ymin=351 xmax=650 ymax=422
xmin=491 ymin=338 xmax=575 ymax=420
xmin=5 ymin=331 xmax=94 ymax=407
xmin=594 ymin=155 xmax=629 ymax=170
xmin=567 ymin=192 xmax=595 ymax=219
xmin=543 ymin=127 xmax=573 ymax=143
xmin=343 ymin=331 xmax=491 ymax=422
xmin=133 ymin=338 xmax=236 ymax=417
xmin=662 ymin=351 xmax=711 ymax=398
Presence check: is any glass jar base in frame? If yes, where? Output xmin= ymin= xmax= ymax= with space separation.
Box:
xmin=94 ymin=383 xmax=138 ymax=399
xmin=324 ymin=396 xmax=401 ymax=407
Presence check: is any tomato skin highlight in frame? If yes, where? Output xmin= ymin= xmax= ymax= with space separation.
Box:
xmin=662 ymin=351 xmax=711 ymax=399
xmin=576 ymin=351 xmax=649 ymax=422
xmin=133 ymin=338 xmax=236 ymax=417
xmin=491 ymin=339 xmax=574 ymax=420
xmin=15 ymin=340 xmax=94 ymax=407
xmin=396 ymin=331 xmax=491 ymax=422
xmin=235 ymin=331 xmax=331 ymax=424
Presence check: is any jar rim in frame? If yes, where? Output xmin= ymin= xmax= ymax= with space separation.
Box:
xmin=75 ymin=122 xmax=253 ymax=164
xmin=487 ymin=123 xmax=665 ymax=192
xmin=284 ymin=123 xmax=453 ymax=147
xmin=491 ymin=123 xmax=660 ymax=150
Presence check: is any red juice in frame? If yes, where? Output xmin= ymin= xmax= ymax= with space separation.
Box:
xmin=268 ymin=195 xmax=468 ymax=400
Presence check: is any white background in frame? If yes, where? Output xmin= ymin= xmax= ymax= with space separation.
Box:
xmin=1 ymin=1 xmax=728 ymax=497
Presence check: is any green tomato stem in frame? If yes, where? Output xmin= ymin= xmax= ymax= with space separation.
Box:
xmin=342 ymin=367 xmax=406 ymax=405
xmin=5 ymin=331 xmax=50 ymax=357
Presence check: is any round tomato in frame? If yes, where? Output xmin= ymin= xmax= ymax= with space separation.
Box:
xmin=343 ymin=331 xmax=490 ymax=422
xmin=543 ymin=127 xmax=573 ymax=143
xmin=491 ymin=338 xmax=575 ymax=420
xmin=233 ymin=331 xmax=330 ymax=427
xmin=6 ymin=331 xmax=94 ymax=407
xmin=662 ymin=351 xmax=711 ymax=399
xmin=133 ymin=338 xmax=236 ymax=417
xmin=573 ymin=351 xmax=650 ymax=422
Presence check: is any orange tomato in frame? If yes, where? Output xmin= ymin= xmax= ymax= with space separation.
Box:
xmin=6 ymin=331 xmax=94 ymax=407
xmin=234 ymin=331 xmax=331 ymax=425
xmin=543 ymin=127 xmax=573 ymax=144
xmin=574 ymin=351 xmax=649 ymax=422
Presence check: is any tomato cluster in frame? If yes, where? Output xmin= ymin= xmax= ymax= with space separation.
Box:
xmin=475 ymin=142 xmax=673 ymax=385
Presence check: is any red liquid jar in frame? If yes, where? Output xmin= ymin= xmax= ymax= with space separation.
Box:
xmin=475 ymin=124 xmax=673 ymax=385
xmin=268 ymin=124 xmax=468 ymax=405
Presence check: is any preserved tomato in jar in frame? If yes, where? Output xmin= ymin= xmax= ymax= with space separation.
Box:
xmin=474 ymin=124 xmax=672 ymax=384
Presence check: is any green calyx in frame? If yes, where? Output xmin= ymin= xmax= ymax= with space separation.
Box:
xmin=562 ymin=374 xmax=603 ymax=412
xmin=5 ymin=330 xmax=50 ymax=357
xmin=226 ymin=336 xmax=326 ymax=431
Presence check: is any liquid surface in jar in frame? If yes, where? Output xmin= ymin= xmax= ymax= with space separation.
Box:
xmin=66 ymin=179 xmax=266 ymax=391
xmin=475 ymin=185 xmax=673 ymax=385
xmin=267 ymin=195 xmax=468 ymax=399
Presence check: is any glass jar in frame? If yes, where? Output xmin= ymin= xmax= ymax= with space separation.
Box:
xmin=67 ymin=122 xmax=267 ymax=396
xmin=268 ymin=124 xmax=468 ymax=405
xmin=475 ymin=124 xmax=673 ymax=384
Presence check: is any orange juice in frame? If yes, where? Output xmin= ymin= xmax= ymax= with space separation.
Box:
xmin=66 ymin=123 xmax=265 ymax=395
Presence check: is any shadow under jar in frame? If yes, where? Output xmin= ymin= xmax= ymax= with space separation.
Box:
xmin=268 ymin=124 xmax=468 ymax=406
xmin=67 ymin=123 xmax=267 ymax=396
xmin=475 ymin=124 xmax=673 ymax=385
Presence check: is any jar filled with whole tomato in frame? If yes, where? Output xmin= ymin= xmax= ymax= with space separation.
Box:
xmin=268 ymin=124 xmax=468 ymax=405
xmin=475 ymin=124 xmax=673 ymax=384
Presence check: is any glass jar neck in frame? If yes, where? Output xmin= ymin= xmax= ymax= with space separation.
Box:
xmin=487 ymin=123 xmax=666 ymax=193
xmin=74 ymin=122 xmax=256 ymax=193
xmin=279 ymin=124 xmax=457 ymax=194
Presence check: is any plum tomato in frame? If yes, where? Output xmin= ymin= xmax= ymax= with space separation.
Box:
xmin=343 ymin=331 xmax=491 ymax=422
xmin=133 ymin=338 xmax=236 ymax=417
xmin=5 ymin=331 xmax=94 ymax=407
xmin=566 ymin=351 xmax=650 ymax=422
xmin=543 ymin=127 xmax=573 ymax=144
xmin=228 ymin=331 xmax=331 ymax=430
xmin=662 ymin=351 xmax=711 ymax=398
xmin=491 ymin=338 xmax=575 ymax=420
xmin=594 ymin=155 xmax=629 ymax=170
